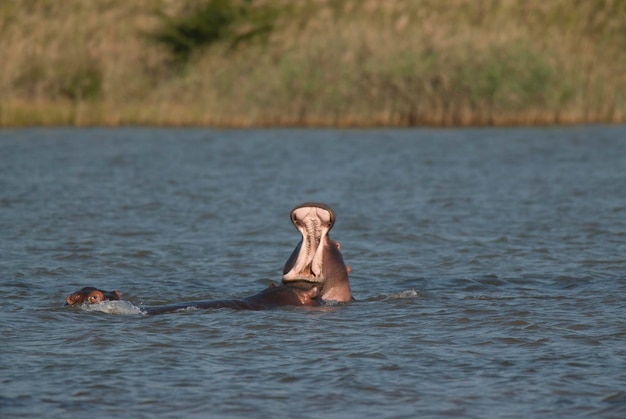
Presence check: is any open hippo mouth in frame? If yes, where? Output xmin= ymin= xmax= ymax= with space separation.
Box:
xmin=282 ymin=203 xmax=336 ymax=285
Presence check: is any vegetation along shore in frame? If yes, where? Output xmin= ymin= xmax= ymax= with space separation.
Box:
xmin=1 ymin=0 xmax=625 ymax=127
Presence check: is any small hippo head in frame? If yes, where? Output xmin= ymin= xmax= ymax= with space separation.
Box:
xmin=65 ymin=287 xmax=121 ymax=305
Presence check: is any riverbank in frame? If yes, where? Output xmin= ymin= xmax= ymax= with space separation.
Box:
xmin=1 ymin=0 xmax=625 ymax=127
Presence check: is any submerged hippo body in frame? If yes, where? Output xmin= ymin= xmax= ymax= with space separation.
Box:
xmin=142 ymin=283 xmax=320 ymax=315
xmin=65 ymin=203 xmax=352 ymax=314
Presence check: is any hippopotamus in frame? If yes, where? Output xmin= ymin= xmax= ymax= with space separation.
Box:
xmin=65 ymin=287 xmax=121 ymax=305
xmin=281 ymin=202 xmax=353 ymax=302
xmin=64 ymin=282 xmax=320 ymax=314
xmin=65 ymin=203 xmax=352 ymax=314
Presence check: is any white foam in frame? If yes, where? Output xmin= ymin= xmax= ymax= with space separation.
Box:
xmin=384 ymin=289 xmax=423 ymax=300
xmin=80 ymin=300 xmax=143 ymax=315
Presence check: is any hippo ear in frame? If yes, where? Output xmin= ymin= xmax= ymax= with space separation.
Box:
xmin=65 ymin=295 xmax=75 ymax=305
xmin=112 ymin=290 xmax=121 ymax=300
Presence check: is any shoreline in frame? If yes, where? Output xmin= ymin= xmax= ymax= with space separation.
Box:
xmin=2 ymin=101 xmax=624 ymax=129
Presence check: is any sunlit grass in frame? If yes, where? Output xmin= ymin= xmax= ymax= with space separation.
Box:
xmin=1 ymin=0 xmax=625 ymax=127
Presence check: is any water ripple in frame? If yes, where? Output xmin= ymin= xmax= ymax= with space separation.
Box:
xmin=2 ymin=127 xmax=626 ymax=418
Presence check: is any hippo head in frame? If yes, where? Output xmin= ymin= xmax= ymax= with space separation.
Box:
xmin=282 ymin=203 xmax=352 ymax=302
xmin=65 ymin=287 xmax=121 ymax=305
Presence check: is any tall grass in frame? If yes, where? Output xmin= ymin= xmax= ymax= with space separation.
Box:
xmin=1 ymin=0 xmax=625 ymax=127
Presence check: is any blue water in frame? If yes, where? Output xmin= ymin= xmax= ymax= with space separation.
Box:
xmin=1 ymin=126 xmax=626 ymax=418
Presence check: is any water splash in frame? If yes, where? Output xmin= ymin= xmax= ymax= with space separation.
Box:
xmin=80 ymin=300 xmax=143 ymax=315
xmin=383 ymin=289 xmax=425 ymax=300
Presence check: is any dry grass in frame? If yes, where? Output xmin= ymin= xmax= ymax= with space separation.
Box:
xmin=1 ymin=0 xmax=625 ymax=127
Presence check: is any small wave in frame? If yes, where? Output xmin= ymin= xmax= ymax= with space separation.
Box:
xmin=382 ymin=289 xmax=425 ymax=300
xmin=80 ymin=300 xmax=143 ymax=315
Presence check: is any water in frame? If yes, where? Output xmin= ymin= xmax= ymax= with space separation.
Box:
xmin=1 ymin=126 xmax=625 ymax=418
